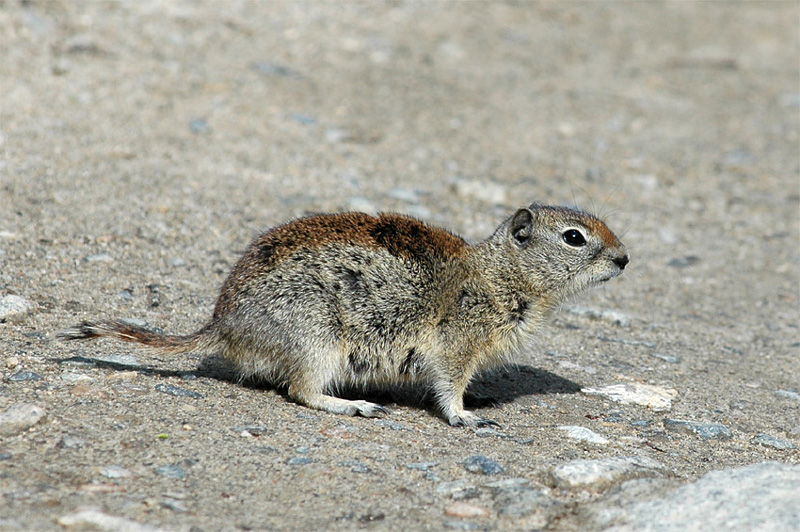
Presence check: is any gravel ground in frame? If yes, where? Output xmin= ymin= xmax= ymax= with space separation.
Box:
xmin=1 ymin=1 xmax=798 ymax=531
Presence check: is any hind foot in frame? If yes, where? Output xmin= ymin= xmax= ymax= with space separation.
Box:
xmin=289 ymin=387 xmax=388 ymax=418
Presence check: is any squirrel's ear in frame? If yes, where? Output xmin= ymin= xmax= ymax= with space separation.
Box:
xmin=509 ymin=208 xmax=534 ymax=247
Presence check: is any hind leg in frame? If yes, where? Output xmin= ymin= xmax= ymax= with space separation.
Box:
xmin=285 ymin=351 xmax=387 ymax=418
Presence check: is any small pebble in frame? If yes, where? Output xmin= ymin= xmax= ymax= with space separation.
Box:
xmin=776 ymin=389 xmax=800 ymax=402
xmin=58 ymin=435 xmax=87 ymax=449
xmin=286 ymin=456 xmax=314 ymax=466
xmin=189 ymin=118 xmax=209 ymax=134
xmin=251 ymin=61 xmax=294 ymax=77
xmin=667 ymin=255 xmax=700 ymax=268
xmin=101 ymin=465 xmax=132 ymax=479
xmin=286 ymin=113 xmax=316 ymax=125
xmin=0 ymin=295 xmax=32 ymax=323
xmin=0 ymin=453 xmax=12 ymax=460
xmin=444 ymin=502 xmax=490 ymax=518
xmin=0 ymin=403 xmax=46 ymax=436
xmin=463 ymin=455 xmax=504 ymax=476
xmin=436 ymin=480 xmax=476 ymax=497
xmin=405 ymin=462 xmax=438 ymax=471
xmin=375 ymin=419 xmax=410 ymax=431
xmin=753 ymin=433 xmax=796 ymax=450
xmin=160 ymin=498 xmax=188 ymax=513
xmin=60 ymin=373 xmax=92 ymax=383
xmin=557 ymin=426 xmax=610 ymax=445
xmin=663 ymin=419 xmax=732 ymax=440
xmin=473 ymin=427 xmax=508 ymax=438
xmin=84 ymin=253 xmax=113 ymax=263
xmin=232 ymin=425 xmax=269 ymax=437
xmin=649 ymin=352 xmax=681 ymax=364
xmin=5 ymin=356 xmax=20 ymax=368
xmin=154 ymin=464 xmax=186 ymax=480
xmin=325 ymin=128 xmax=351 ymax=143
xmin=8 ymin=371 xmax=42 ymax=382
xmin=117 ymin=289 xmax=134 ymax=301
xmin=484 ymin=478 xmax=530 ymax=491
xmin=155 ymin=383 xmax=202 ymax=398
xmin=339 ymin=460 xmax=371 ymax=473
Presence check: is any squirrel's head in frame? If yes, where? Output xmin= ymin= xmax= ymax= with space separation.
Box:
xmin=500 ymin=204 xmax=629 ymax=300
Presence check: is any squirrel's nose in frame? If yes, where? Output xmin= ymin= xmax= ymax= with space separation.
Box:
xmin=613 ymin=255 xmax=629 ymax=270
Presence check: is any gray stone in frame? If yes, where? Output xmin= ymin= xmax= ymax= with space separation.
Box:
xmin=0 ymin=403 xmax=46 ymax=436
xmin=0 ymin=295 xmax=31 ymax=323
xmin=558 ymin=425 xmax=610 ymax=445
xmin=582 ymin=383 xmax=678 ymax=412
xmin=375 ymin=419 xmax=410 ymax=431
xmin=84 ymin=252 xmax=113 ymax=263
xmin=435 ymin=480 xmax=477 ymax=498
xmin=189 ymin=118 xmax=209 ymax=134
xmin=286 ymin=456 xmax=314 ymax=466
xmin=232 ymin=425 xmax=269 ymax=437
xmin=776 ymin=389 xmax=800 ymax=402
xmin=7 ymin=371 xmax=42 ymax=382
xmin=663 ymin=419 xmax=732 ymax=440
xmin=648 ymin=353 xmax=681 ymax=364
xmin=101 ymin=465 xmax=132 ymax=478
xmin=605 ymin=462 xmax=800 ymax=532
xmin=754 ymin=433 xmax=796 ymax=450
xmin=339 ymin=460 xmax=371 ymax=473
xmin=463 ymin=455 xmax=504 ymax=475
xmin=405 ymin=462 xmax=438 ymax=471
xmin=548 ymin=456 xmax=665 ymax=492
xmin=484 ymin=478 xmax=530 ymax=491
xmin=58 ymin=435 xmax=87 ymax=449
xmin=154 ymin=464 xmax=186 ymax=479
xmin=251 ymin=61 xmax=294 ymax=77
xmin=155 ymin=383 xmax=202 ymax=398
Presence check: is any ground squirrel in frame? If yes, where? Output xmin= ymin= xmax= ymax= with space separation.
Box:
xmin=61 ymin=203 xmax=629 ymax=427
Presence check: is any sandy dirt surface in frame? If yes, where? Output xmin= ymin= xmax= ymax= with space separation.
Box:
xmin=1 ymin=1 xmax=798 ymax=531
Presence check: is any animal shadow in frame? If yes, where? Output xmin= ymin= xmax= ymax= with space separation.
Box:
xmin=56 ymin=355 xmax=580 ymax=418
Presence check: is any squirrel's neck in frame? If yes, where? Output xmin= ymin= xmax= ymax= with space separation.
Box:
xmin=465 ymin=239 xmax=560 ymax=316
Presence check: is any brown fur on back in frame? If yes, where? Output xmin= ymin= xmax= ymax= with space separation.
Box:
xmin=215 ymin=212 xmax=467 ymax=319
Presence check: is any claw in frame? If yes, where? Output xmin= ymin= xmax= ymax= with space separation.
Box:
xmin=475 ymin=418 xmax=501 ymax=429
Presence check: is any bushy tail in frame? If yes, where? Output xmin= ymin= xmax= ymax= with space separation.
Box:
xmin=58 ymin=319 xmax=215 ymax=354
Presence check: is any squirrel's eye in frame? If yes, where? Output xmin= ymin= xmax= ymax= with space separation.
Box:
xmin=562 ymin=229 xmax=587 ymax=247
